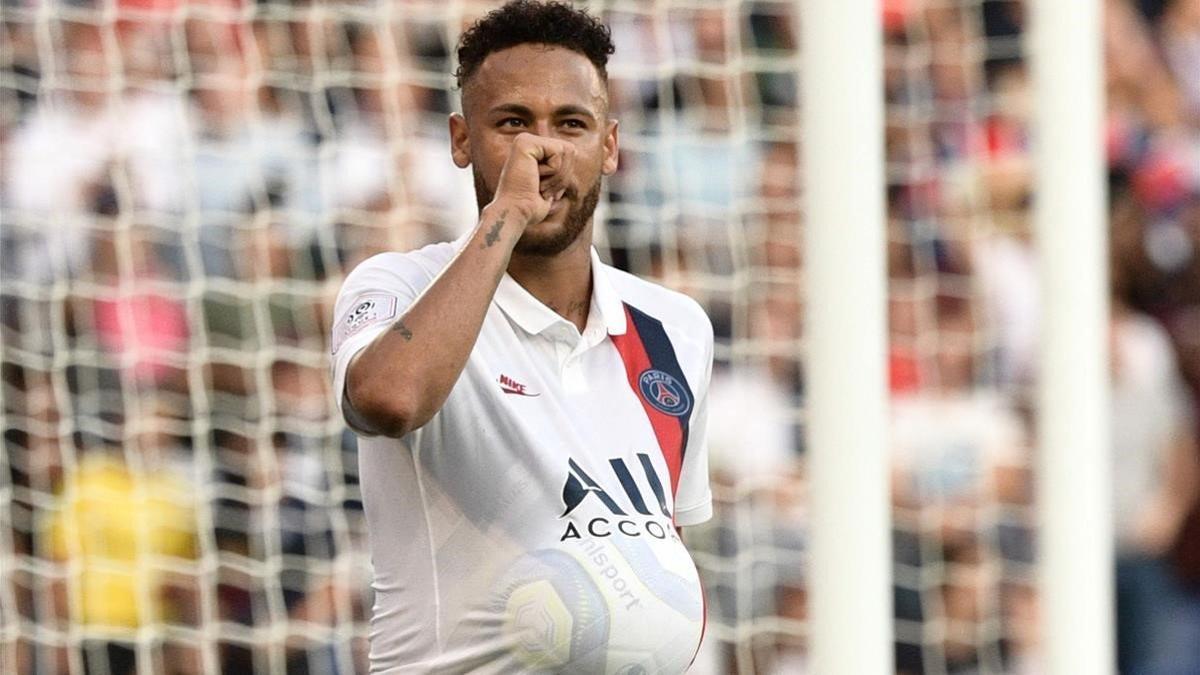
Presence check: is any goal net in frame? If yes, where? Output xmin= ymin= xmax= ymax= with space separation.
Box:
xmin=1 ymin=0 xmax=1039 ymax=673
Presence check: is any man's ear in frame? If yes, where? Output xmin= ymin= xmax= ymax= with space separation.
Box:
xmin=601 ymin=118 xmax=619 ymax=176
xmin=449 ymin=112 xmax=471 ymax=168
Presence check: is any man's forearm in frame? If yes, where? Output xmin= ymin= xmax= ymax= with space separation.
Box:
xmin=345 ymin=202 xmax=521 ymax=437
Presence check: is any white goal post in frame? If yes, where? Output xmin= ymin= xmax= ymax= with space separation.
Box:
xmin=1030 ymin=0 xmax=1113 ymax=673
xmin=801 ymin=0 xmax=892 ymax=673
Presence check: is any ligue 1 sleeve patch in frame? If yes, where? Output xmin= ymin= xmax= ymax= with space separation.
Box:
xmin=331 ymin=293 xmax=398 ymax=355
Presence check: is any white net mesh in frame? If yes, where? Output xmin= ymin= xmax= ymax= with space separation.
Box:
xmin=879 ymin=2 xmax=1038 ymax=674
xmin=0 ymin=1 xmax=1045 ymax=673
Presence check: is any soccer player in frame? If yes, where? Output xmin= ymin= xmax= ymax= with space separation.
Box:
xmin=329 ymin=2 xmax=714 ymax=672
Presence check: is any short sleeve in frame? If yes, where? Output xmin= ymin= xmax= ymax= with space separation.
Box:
xmin=673 ymin=313 xmax=715 ymax=527
xmin=328 ymin=248 xmax=451 ymax=433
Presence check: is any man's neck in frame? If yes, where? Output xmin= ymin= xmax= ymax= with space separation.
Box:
xmin=507 ymin=234 xmax=594 ymax=332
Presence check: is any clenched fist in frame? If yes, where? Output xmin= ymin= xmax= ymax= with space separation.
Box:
xmin=490 ymin=133 xmax=577 ymax=229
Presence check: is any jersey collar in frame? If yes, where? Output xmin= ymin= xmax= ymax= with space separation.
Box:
xmin=588 ymin=246 xmax=628 ymax=337
xmin=493 ymin=246 xmax=628 ymax=339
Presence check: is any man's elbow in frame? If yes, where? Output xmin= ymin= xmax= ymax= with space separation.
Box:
xmin=345 ymin=370 xmax=422 ymax=438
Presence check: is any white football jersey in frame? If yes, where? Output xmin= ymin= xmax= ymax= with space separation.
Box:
xmin=330 ymin=238 xmax=714 ymax=674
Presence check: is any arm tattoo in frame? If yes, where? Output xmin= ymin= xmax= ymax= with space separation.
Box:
xmin=483 ymin=210 xmax=508 ymax=248
xmin=391 ymin=319 xmax=413 ymax=341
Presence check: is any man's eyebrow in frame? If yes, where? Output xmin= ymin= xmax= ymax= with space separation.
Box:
xmin=553 ymin=104 xmax=598 ymax=120
xmin=489 ymin=103 xmax=534 ymax=117
xmin=487 ymin=103 xmax=598 ymax=120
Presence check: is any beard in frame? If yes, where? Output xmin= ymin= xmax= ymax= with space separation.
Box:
xmin=473 ymin=169 xmax=602 ymax=257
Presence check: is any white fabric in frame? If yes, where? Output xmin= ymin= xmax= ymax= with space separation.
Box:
xmin=330 ymin=239 xmax=714 ymax=674
xmin=890 ymin=391 xmax=1026 ymax=504
xmin=706 ymin=366 xmax=798 ymax=485
xmin=1111 ymin=313 xmax=1191 ymax=551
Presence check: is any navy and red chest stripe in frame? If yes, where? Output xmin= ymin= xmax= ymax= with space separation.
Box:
xmin=609 ymin=302 xmax=696 ymax=516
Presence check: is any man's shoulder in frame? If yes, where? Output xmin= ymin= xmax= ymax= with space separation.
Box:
xmin=339 ymin=240 xmax=459 ymax=293
xmin=601 ymin=263 xmax=712 ymax=344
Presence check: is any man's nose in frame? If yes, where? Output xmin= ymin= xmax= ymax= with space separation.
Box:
xmin=531 ymin=120 xmax=552 ymax=137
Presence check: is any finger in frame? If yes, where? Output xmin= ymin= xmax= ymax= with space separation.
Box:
xmin=539 ymin=142 xmax=569 ymax=180
xmin=540 ymin=170 xmax=565 ymax=191
xmin=518 ymin=134 xmax=552 ymax=162
xmin=554 ymin=147 xmax=574 ymax=178
xmin=541 ymin=166 xmax=568 ymax=193
xmin=540 ymin=178 xmax=564 ymax=202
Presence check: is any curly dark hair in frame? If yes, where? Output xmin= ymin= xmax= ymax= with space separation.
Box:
xmin=455 ymin=1 xmax=615 ymax=90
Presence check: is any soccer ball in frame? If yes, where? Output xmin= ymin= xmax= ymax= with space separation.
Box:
xmin=492 ymin=537 xmax=705 ymax=674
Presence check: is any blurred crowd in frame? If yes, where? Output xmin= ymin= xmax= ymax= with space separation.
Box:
xmin=1 ymin=0 xmax=1198 ymax=674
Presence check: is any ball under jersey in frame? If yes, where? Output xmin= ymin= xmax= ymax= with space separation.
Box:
xmin=330 ymin=238 xmax=714 ymax=674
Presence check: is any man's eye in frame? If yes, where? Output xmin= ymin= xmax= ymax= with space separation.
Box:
xmin=500 ymin=118 xmax=525 ymax=128
xmin=563 ymin=119 xmax=586 ymax=129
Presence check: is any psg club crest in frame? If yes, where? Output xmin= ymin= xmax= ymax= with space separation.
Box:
xmin=637 ymin=369 xmax=691 ymax=417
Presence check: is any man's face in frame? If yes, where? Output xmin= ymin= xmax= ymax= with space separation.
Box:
xmin=450 ymin=44 xmax=619 ymax=256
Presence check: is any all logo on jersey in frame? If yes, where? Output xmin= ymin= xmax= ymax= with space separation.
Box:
xmin=331 ymin=293 xmax=397 ymax=355
xmin=638 ymin=369 xmax=691 ymax=417
xmin=558 ymin=455 xmax=676 ymax=542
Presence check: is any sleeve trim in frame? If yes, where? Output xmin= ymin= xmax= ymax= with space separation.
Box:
xmin=674 ymin=498 xmax=713 ymax=526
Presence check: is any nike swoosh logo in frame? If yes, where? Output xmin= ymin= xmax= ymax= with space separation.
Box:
xmin=500 ymin=386 xmax=540 ymax=397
